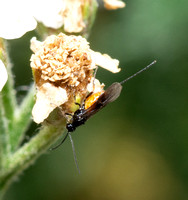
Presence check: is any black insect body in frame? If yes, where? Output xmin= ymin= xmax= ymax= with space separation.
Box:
xmin=66 ymin=108 xmax=86 ymax=133
xmin=66 ymin=82 xmax=122 ymax=133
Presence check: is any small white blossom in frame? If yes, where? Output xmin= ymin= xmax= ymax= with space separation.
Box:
xmin=32 ymin=0 xmax=85 ymax=32
xmin=0 ymin=60 xmax=8 ymax=91
xmin=32 ymin=0 xmax=64 ymax=29
xmin=87 ymin=78 xmax=104 ymax=93
xmin=0 ymin=0 xmax=37 ymax=39
xmin=32 ymin=82 xmax=68 ymax=124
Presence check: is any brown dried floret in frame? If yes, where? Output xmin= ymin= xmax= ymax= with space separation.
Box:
xmin=31 ymin=33 xmax=95 ymax=87
xmin=30 ymin=33 xmax=120 ymax=124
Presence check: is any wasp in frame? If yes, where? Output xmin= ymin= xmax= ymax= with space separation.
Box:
xmin=52 ymin=60 xmax=157 ymax=172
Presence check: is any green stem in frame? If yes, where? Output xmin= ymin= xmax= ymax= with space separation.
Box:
xmin=0 ymin=95 xmax=9 ymax=163
xmin=0 ymin=39 xmax=17 ymax=155
xmin=0 ymin=39 xmax=17 ymax=121
xmin=10 ymin=84 xmax=35 ymax=152
xmin=0 ymin=121 xmax=66 ymax=199
xmin=82 ymin=0 xmax=98 ymax=38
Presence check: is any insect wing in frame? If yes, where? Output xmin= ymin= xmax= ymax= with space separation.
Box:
xmin=81 ymin=82 xmax=122 ymax=119
xmin=101 ymin=82 xmax=123 ymax=104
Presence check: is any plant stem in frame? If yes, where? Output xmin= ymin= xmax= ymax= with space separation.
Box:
xmin=0 ymin=121 xmax=66 ymax=199
xmin=10 ymin=84 xmax=35 ymax=152
xmin=0 ymin=39 xmax=17 ymax=155
xmin=0 ymin=95 xmax=9 ymax=162
xmin=82 ymin=0 xmax=98 ymax=38
xmin=0 ymin=39 xmax=16 ymax=121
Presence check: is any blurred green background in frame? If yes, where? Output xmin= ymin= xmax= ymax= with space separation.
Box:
xmin=5 ymin=0 xmax=188 ymax=199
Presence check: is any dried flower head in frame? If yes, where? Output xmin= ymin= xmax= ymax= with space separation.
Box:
xmin=31 ymin=34 xmax=94 ymax=85
xmin=30 ymin=33 xmax=120 ymax=124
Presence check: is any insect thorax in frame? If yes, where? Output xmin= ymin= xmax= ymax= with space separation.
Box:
xmin=66 ymin=107 xmax=87 ymax=132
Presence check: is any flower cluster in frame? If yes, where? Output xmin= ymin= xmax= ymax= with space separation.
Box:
xmin=30 ymin=33 xmax=120 ymax=123
xmin=0 ymin=0 xmax=124 ymax=122
xmin=0 ymin=0 xmax=125 ymax=40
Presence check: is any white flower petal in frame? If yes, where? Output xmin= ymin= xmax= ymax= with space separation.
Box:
xmin=91 ymin=51 xmax=121 ymax=73
xmin=0 ymin=0 xmax=37 ymax=39
xmin=103 ymin=0 xmax=126 ymax=10
xmin=87 ymin=78 xmax=104 ymax=93
xmin=62 ymin=0 xmax=85 ymax=33
xmin=32 ymin=0 xmax=64 ymax=29
xmin=30 ymin=37 xmax=43 ymax=53
xmin=0 ymin=60 xmax=8 ymax=91
xmin=32 ymin=82 xmax=68 ymax=123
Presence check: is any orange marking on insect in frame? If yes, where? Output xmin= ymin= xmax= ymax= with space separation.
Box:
xmin=84 ymin=91 xmax=104 ymax=109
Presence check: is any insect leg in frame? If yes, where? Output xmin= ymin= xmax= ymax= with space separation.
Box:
xmin=65 ymin=113 xmax=73 ymax=116
xmin=50 ymin=132 xmax=69 ymax=150
xmin=75 ymin=102 xmax=81 ymax=107
xmin=92 ymin=66 xmax=98 ymax=92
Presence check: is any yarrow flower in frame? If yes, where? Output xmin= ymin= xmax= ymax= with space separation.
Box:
xmin=0 ymin=60 xmax=8 ymax=91
xmin=0 ymin=0 xmax=125 ymax=40
xmin=30 ymin=33 xmax=121 ymax=123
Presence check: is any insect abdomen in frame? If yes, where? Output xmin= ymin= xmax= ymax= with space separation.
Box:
xmin=84 ymin=91 xmax=104 ymax=109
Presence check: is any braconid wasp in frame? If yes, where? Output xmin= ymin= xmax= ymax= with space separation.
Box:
xmin=52 ymin=60 xmax=157 ymax=172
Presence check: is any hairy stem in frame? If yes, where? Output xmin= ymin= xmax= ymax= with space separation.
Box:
xmin=10 ymin=84 xmax=35 ymax=152
xmin=0 ymin=95 xmax=9 ymax=163
xmin=0 ymin=39 xmax=16 ymax=123
xmin=0 ymin=39 xmax=17 ymax=156
xmin=0 ymin=121 xmax=66 ymax=199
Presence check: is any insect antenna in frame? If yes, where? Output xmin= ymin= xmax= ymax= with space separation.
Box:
xmin=120 ymin=60 xmax=157 ymax=85
xmin=92 ymin=66 xmax=98 ymax=92
xmin=50 ymin=132 xmax=69 ymax=150
xmin=93 ymin=66 xmax=98 ymax=80
xmin=69 ymin=134 xmax=80 ymax=173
